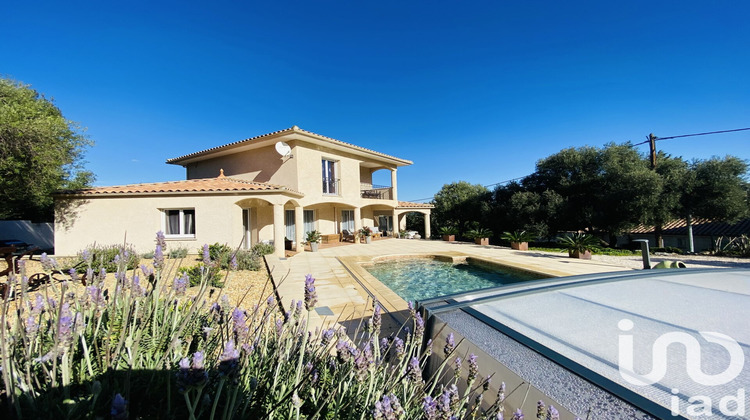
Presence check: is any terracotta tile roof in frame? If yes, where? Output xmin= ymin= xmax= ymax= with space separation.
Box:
xmin=166 ymin=126 xmax=412 ymax=165
xmin=397 ymin=201 xmax=434 ymax=208
xmin=630 ymin=218 xmax=750 ymax=237
xmin=59 ymin=173 xmax=303 ymax=196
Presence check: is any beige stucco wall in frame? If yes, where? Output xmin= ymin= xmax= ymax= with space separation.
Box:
xmin=54 ymin=193 xmax=296 ymax=256
xmin=185 ymin=145 xmax=300 ymax=191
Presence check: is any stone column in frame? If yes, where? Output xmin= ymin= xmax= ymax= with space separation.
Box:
xmin=392 ymin=209 xmax=400 ymax=237
xmin=390 ymin=168 xmax=398 ymax=201
xmin=354 ymin=207 xmax=362 ymax=245
xmin=423 ymin=210 xmax=431 ymax=239
xmin=294 ymin=206 xmax=304 ymax=252
xmin=273 ymin=204 xmax=285 ymax=257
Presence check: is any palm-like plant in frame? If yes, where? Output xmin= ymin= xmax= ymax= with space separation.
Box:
xmin=501 ymin=230 xmax=536 ymax=243
xmin=465 ymin=228 xmax=493 ymax=239
xmin=557 ymin=233 xmax=600 ymax=255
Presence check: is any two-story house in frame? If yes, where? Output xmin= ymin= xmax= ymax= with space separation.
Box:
xmin=54 ymin=126 xmax=433 ymax=256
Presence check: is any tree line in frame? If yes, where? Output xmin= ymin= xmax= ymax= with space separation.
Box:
xmin=429 ymin=143 xmax=750 ymax=249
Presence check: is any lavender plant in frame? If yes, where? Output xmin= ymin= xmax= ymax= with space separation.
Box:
xmin=0 ymin=232 xmax=566 ymax=419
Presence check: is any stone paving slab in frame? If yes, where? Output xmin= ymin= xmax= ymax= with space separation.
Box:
xmin=265 ymin=238 xmax=633 ymax=332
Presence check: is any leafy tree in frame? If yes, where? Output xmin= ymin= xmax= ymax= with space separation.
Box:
xmin=680 ymin=156 xmax=749 ymax=251
xmin=648 ymin=153 xmax=689 ymax=246
xmin=430 ymin=181 xmax=491 ymax=239
xmin=0 ymin=77 xmax=94 ymax=221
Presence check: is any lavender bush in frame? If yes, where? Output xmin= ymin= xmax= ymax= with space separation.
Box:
xmin=0 ymin=232 xmax=564 ymax=419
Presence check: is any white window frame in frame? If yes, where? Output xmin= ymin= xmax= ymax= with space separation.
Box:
xmin=162 ymin=208 xmax=196 ymax=239
xmin=322 ymin=158 xmax=339 ymax=195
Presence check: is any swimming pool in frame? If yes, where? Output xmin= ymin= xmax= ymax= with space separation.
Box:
xmin=363 ymin=257 xmax=544 ymax=302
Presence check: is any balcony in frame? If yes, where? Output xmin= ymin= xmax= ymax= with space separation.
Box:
xmin=323 ymin=178 xmax=340 ymax=196
xmin=360 ymin=183 xmax=392 ymax=200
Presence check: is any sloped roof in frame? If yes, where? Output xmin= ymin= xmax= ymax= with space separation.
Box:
xmin=630 ymin=218 xmax=750 ymax=237
xmin=397 ymin=201 xmax=434 ymax=209
xmin=58 ymin=172 xmax=303 ymax=197
xmin=166 ymin=126 xmax=413 ymax=166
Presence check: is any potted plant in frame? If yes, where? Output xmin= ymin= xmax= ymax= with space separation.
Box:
xmin=558 ymin=233 xmax=600 ymax=259
xmin=439 ymin=226 xmax=458 ymax=242
xmin=466 ymin=228 xmax=492 ymax=246
xmin=359 ymin=226 xmax=373 ymax=244
xmin=306 ymin=230 xmax=322 ymax=252
xmin=501 ymin=230 xmax=535 ymax=251
xmin=398 ymin=230 xmax=407 ymax=239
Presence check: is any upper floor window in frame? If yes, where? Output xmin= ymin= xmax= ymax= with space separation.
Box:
xmin=322 ymin=159 xmax=339 ymax=195
xmin=164 ymin=209 xmax=196 ymax=238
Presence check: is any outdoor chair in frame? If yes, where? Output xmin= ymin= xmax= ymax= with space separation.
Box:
xmin=341 ymin=229 xmax=355 ymax=242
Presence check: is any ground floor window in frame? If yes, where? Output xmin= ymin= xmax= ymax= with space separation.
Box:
xmin=164 ymin=209 xmax=195 ymax=237
xmin=285 ymin=210 xmax=295 ymax=240
xmin=341 ymin=209 xmax=354 ymax=232
xmin=304 ymin=210 xmax=315 ymax=234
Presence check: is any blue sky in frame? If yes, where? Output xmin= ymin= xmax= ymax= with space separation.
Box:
xmin=4 ymin=1 xmax=749 ymax=202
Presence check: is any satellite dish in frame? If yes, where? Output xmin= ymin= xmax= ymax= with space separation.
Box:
xmin=275 ymin=141 xmax=293 ymax=159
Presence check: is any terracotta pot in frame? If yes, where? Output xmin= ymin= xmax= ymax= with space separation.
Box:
xmin=442 ymin=235 xmax=455 ymax=241
xmin=569 ymin=249 xmax=591 ymax=259
xmin=474 ymin=237 xmax=489 ymax=246
xmin=511 ymin=241 xmax=528 ymax=251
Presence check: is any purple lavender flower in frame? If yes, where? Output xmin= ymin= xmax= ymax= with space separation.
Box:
xmin=498 ymin=381 xmax=506 ymax=401
xmin=546 ymin=405 xmax=559 ymax=420
xmin=512 ymin=409 xmax=524 ymax=420
xmin=444 ymin=332 xmax=455 ymax=356
xmin=467 ymin=353 xmax=479 ymax=384
xmin=230 ymin=254 xmax=238 ymax=270
xmin=423 ymin=396 xmax=438 ymax=420
xmin=393 ymin=337 xmax=405 ymax=360
xmin=496 ymin=414 xmax=505 ymax=420
xmin=111 ymin=393 xmax=128 ymax=420
xmin=266 ymin=295 xmax=275 ymax=307
xmin=371 ymin=303 xmax=381 ymax=334
xmin=47 ymin=297 xmax=58 ymax=311
xmin=30 ymin=294 xmax=45 ymax=316
xmin=202 ymin=244 xmax=211 ymax=266
xmin=58 ymin=303 xmax=74 ymax=347
xmin=156 ymin=230 xmax=167 ymax=249
xmin=408 ymin=301 xmax=415 ymax=317
xmin=131 ymin=275 xmax=145 ymax=297
xmin=275 ymin=318 xmax=284 ymax=336
xmin=483 ymin=374 xmax=492 ymax=391
xmin=176 ymin=351 xmax=208 ymax=391
xmin=379 ymin=337 xmax=389 ymax=355
xmin=25 ymin=316 xmax=39 ymax=335
xmin=81 ymin=249 xmax=91 ymax=264
xmin=218 ymin=340 xmax=241 ymax=378
xmin=154 ymin=245 xmax=165 ymax=270
xmin=537 ymin=401 xmax=546 ymax=420
xmin=354 ymin=343 xmax=372 ymax=379
xmin=173 ymin=275 xmax=188 ymax=296
xmin=87 ymin=285 xmax=106 ymax=309
xmin=321 ymin=328 xmax=335 ymax=346
xmin=336 ymin=339 xmax=358 ymax=364
xmin=68 ymin=268 xmax=78 ymax=281
xmin=304 ymin=274 xmax=317 ymax=310
xmin=407 ymin=356 xmax=421 ymax=383
xmin=454 ymin=357 xmax=462 ymax=379
xmin=414 ymin=312 xmax=425 ymax=338
xmin=40 ymin=253 xmax=57 ymax=271
xmin=425 ymin=338 xmax=433 ymax=356
xmin=437 ymin=387 xmax=452 ymax=415
xmin=373 ymin=394 xmax=404 ymax=420
xmin=232 ymin=308 xmax=249 ymax=342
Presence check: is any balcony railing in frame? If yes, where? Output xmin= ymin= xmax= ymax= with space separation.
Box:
xmin=323 ymin=178 xmax=340 ymax=195
xmin=360 ymin=184 xmax=392 ymax=200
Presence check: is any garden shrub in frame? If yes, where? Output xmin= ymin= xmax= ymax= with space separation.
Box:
xmin=168 ymin=246 xmax=189 ymax=258
xmin=179 ymin=263 xmax=224 ymax=287
xmin=74 ymin=243 xmax=140 ymax=273
xmin=251 ymin=242 xmax=275 ymax=256
xmin=1 ymin=232 xmax=551 ymax=419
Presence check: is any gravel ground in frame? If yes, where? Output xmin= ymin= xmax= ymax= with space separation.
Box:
xmin=5 ymin=257 xmax=273 ymax=310
xmin=591 ymin=253 xmax=750 ymax=270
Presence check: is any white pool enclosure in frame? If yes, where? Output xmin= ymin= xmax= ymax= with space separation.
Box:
xmin=421 ymin=268 xmax=749 ymax=419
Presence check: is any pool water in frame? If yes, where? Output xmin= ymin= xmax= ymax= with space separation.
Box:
xmin=364 ymin=258 xmax=542 ymax=302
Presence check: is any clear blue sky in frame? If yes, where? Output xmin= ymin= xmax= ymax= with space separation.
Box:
xmin=4 ymin=1 xmax=749 ymax=202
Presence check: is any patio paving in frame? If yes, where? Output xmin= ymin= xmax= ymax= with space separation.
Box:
xmin=264 ymin=238 xmax=634 ymax=332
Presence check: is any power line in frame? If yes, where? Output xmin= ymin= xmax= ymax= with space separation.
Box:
xmin=632 ymin=127 xmax=750 ymax=146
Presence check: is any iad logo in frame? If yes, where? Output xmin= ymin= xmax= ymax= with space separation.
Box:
xmin=617 ymin=319 xmax=746 ymax=417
